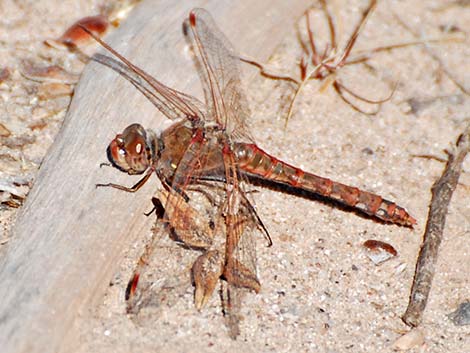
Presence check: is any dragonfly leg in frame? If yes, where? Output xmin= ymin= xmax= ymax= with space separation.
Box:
xmin=192 ymin=250 xmax=224 ymax=310
xmin=96 ymin=169 xmax=153 ymax=192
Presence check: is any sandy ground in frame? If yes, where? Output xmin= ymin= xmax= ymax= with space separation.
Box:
xmin=1 ymin=0 xmax=469 ymax=352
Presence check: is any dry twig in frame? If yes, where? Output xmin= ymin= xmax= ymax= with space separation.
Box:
xmin=243 ymin=0 xmax=463 ymax=124
xmin=402 ymin=123 xmax=470 ymax=327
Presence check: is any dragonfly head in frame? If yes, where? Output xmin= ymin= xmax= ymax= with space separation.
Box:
xmin=107 ymin=123 xmax=154 ymax=175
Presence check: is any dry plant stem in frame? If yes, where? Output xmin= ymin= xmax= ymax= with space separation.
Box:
xmin=244 ymin=0 xmax=393 ymax=123
xmin=239 ymin=55 xmax=299 ymax=84
xmin=244 ymin=0 xmax=464 ymax=123
xmin=402 ymin=123 xmax=470 ymax=327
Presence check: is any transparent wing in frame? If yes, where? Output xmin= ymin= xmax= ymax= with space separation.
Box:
xmin=126 ymin=187 xmax=216 ymax=314
xmin=221 ymin=177 xmax=262 ymax=338
xmin=185 ymin=8 xmax=254 ymax=141
xmin=125 ymin=167 xmax=264 ymax=337
xmin=222 ymin=151 xmax=260 ymax=294
xmin=88 ymin=31 xmax=206 ymax=122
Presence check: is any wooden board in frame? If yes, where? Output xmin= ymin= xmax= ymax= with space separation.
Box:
xmin=0 ymin=0 xmax=310 ymax=352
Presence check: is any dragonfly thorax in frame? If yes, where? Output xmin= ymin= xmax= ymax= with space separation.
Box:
xmin=107 ymin=123 xmax=157 ymax=175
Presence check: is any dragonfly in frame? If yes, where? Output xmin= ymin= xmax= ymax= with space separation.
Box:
xmin=88 ymin=8 xmax=415 ymax=335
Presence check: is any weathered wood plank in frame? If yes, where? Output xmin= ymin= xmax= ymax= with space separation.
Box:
xmin=0 ymin=0 xmax=310 ymax=352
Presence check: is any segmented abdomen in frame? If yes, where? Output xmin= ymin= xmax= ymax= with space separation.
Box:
xmin=235 ymin=143 xmax=416 ymax=227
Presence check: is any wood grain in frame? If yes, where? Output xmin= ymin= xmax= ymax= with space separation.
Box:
xmin=0 ymin=0 xmax=310 ymax=352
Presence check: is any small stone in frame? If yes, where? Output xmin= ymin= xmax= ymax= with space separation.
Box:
xmin=45 ymin=15 xmax=109 ymax=49
xmin=37 ymin=82 xmax=74 ymax=100
xmin=363 ymin=240 xmax=398 ymax=265
xmin=448 ymin=301 xmax=470 ymax=326
xmin=394 ymin=262 xmax=407 ymax=275
xmin=0 ymin=68 xmax=10 ymax=83
xmin=21 ymin=62 xmax=79 ymax=84
xmin=0 ymin=123 xmax=11 ymax=137
xmin=392 ymin=328 xmax=424 ymax=350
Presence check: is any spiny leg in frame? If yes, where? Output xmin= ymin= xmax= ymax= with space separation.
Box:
xmin=96 ymin=168 xmax=153 ymax=192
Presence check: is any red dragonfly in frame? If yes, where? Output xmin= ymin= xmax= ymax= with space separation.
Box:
xmin=89 ymin=9 xmax=415 ymax=335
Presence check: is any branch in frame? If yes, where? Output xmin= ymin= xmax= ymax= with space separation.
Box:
xmin=402 ymin=123 xmax=470 ymax=327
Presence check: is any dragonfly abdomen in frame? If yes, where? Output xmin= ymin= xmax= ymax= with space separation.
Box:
xmin=235 ymin=143 xmax=415 ymax=227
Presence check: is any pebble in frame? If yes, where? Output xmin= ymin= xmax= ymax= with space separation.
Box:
xmin=363 ymin=239 xmax=398 ymax=265
xmin=392 ymin=328 xmax=424 ymax=350
xmin=448 ymin=301 xmax=470 ymax=326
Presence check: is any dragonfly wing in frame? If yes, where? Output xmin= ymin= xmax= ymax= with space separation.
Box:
xmin=127 ymin=187 xmax=218 ymax=312
xmin=125 ymin=191 xmax=194 ymax=317
xmin=221 ymin=146 xmax=261 ymax=293
xmin=90 ymin=41 xmax=206 ymax=122
xmin=223 ymin=185 xmax=260 ymax=293
xmin=184 ymin=8 xmax=254 ymax=141
xmin=185 ymin=176 xmax=262 ymax=336
xmin=221 ymin=280 xmax=242 ymax=339
xmin=221 ymin=174 xmax=262 ymax=338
